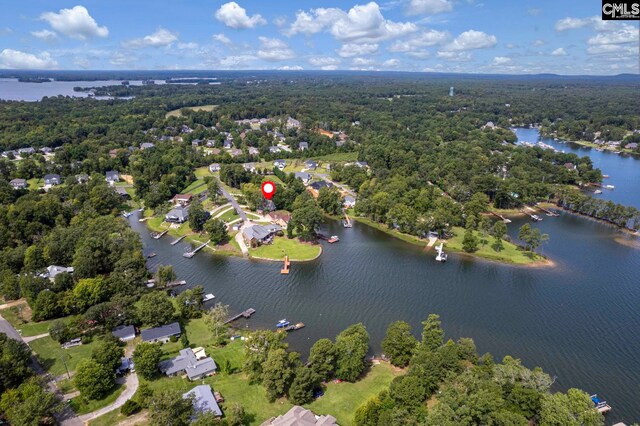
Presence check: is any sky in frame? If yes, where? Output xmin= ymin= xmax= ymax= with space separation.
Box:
xmin=0 ymin=0 xmax=638 ymax=74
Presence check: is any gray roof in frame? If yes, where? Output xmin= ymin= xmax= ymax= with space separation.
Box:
xmin=140 ymin=142 xmax=155 ymax=149
xmin=294 ymin=172 xmax=311 ymax=181
xmin=269 ymin=406 xmax=337 ymax=426
xmin=42 ymin=265 xmax=74 ymax=279
xmin=242 ymin=224 xmax=282 ymax=241
xmin=112 ymin=325 xmax=136 ymax=340
xmin=161 ymin=348 xmax=217 ymax=380
xmin=10 ymin=178 xmax=26 ymax=185
xmin=303 ymin=160 xmax=316 ymax=167
xmin=166 ymin=205 xmax=189 ymax=222
xmin=269 ymin=146 xmax=281 ymax=153
xmin=299 ymin=142 xmax=309 ymax=148
xmin=310 ymin=181 xmax=333 ymax=190
xmin=183 ymin=385 xmax=222 ymax=417
xmin=141 ymin=322 xmax=181 ymax=342
xmin=106 ymin=170 xmax=119 ymax=180
xmin=44 ymin=174 xmax=61 ymax=182
xmin=344 ymin=195 xmax=356 ymax=203
xmin=274 ymin=159 xmax=286 ymax=165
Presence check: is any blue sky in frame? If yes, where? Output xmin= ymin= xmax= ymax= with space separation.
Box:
xmin=0 ymin=0 xmax=638 ymax=74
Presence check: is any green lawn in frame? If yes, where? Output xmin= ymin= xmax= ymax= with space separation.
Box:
xmin=307 ymin=363 xmax=402 ymax=425
xmin=56 ymin=378 xmax=76 ymax=394
xmin=166 ymin=105 xmax=218 ymax=118
xmin=182 ymin=180 xmax=208 ymax=195
xmin=27 ymin=178 xmax=43 ymax=190
xmin=351 ymin=217 xmax=427 ymax=247
xmin=29 ymin=336 xmax=97 ymax=376
xmin=70 ymin=383 xmax=125 ymax=415
xmin=0 ymin=304 xmax=65 ymax=336
xmin=313 ymin=152 xmax=359 ymax=162
xmin=218 ymin=208 xmax=240 ymax=223
xmin=249 ymin=237 xmax=322 ymax=261
xmin=195 ymin=166 xmax=213 ymax=178
xmin=87 ymin=410 xmax=126 ymax=426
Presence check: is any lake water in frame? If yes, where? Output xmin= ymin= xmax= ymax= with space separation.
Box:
xmin=0 ymin=79 xmax=164 ymax=102
xmin=127 ymin=128 xmax=640 ymax=423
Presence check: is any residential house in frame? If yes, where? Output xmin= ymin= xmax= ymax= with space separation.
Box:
xmin=274 ymin=159 xmax=286 ymax=170
xmin=112 ymin=325 xmax=136 ymax=342
xmin=108 ymin=149 xmax=120 ymax=158
xmin=140 ymin=322 xmax=181 ymax=343
xmin=166 ymin=206 xmax=189 ymax=223
xmin=10 ymin=179 xmax=27 ymax=190
xmin=243 ymin=163 xmax=257 ymax=173
xmin=223 ymin=140 xmax=233 ymax=149
xmin=269 ymin=146 xmax=281 ymax=154
xmin=183 ymin=385 xmax=223 ymax=419
xmin=626 ymin=142 xmax=638 ymax=150
xmin=192 ymin=139 xmax=203 ymax=147
xmin=210 ymin=148 xmax=222 ymax=155
xmin=482 ymin=121 xmax=496 ymax=130
xmin=286 ymin=117 xmax=301 ymax=130
xmin=39 ymin=147 xmax=53 ymax=154
xmin=209 ymin=163 xmax=221 ymax=173
xmin=181 ymin=125 xmax=193 ymax=134
xmin=274 ymin=132 xmax=286 ymax=142
xmin=267 ymin=212 xmax=291 ymax=229
xmin=343 ymin=195 xmax=356 ymax=208
xmin=44 ymin=174 xmax=61 ymax=186
xmin=248 ymin=147 xmax=260 ymax=156
xmin=354 ymin=161 xmax=368 ymax=169
xmin=564 ymin=162 xmax=577 ymax=170
xmin=75 ymin=174 xmax=89 ymax=184
xmin=309 ymin=181 xmax=333 ymax=191
xmin=172 ymin=193 xmax=193 ymax=206
xmin=106 ymin=170 xmax=120 ymax=184
xmin=206 ymin=140 xmax=216 ymax=147
xmin=140 ymin=142 xmax=155 ymax=150
xmin=116 ymin=357 xmax=134 ymax=375
xmin=299 ymin=142 xmax=309 ymax=151
xmin=18 ymin=147 xmax=36 ymax=156
xmin=160 ymin=348 xmax=217 ymax=381
xmin=115 ymin=187 xmax=130 ymax=198
xmin=230 ymin=148 xmax=242 ymax=157
xmin=2 ymin=150 xmax=17 ymax=158
xmin=40 ymin=265 xmax=74 ymax=281
xmin=335 ymin=140 xmax=345 ymax=148
xmin=294 ymin=172 xmax=312 ymax=185
xmin=242 ymin=224 xmax=282 ymax=247
xmin=262 ymin=406 xmax=337 ymax=426
xmin=303 ymin=160 xmax=317 ymax=170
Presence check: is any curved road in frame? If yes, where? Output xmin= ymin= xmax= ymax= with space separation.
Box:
xmin=79 ymin=373 xmax=139 ymax=423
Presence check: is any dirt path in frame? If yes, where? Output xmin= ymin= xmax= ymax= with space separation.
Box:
xmin=24 ymin=332 xmax=50 ymax=342
xmin=0 ymin=298 xmax=26 ymax=310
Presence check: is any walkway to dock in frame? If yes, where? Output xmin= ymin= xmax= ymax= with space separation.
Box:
xmin=183 ymin=240 xmax=210 ymax=258
xmin=153 ymin=230 xmax=169 ymax=239
xmin=224 ymin=308 xmax=256 ymax=324
xmin=217 ymin=179 xmax=248 ymax=222
xmin=280 ymin=256 xmax=291 ymax=274
xmin=489 ymin=211 xmax=512 ymax=223
xmin=170 ymin=235 xmax=186 ymax=245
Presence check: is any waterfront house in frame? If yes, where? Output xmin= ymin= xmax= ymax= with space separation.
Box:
xmin=267 ymin=212 xmax=291 ymax=229
xmin=242 ymin=224 xmax=282 ymax=247
xmin=625 ymin=142 xmax=638 ymax=150
xmin=2 ymin=150 xmax=17 ymax=158
xmin=140 ymin=142 xmax=155 ymax=150
xmin=209 ymin=163 xmax=221 ymax=173
xmin=303 ymin=160 xmax=317 ymax=170
xmin=294 ymin=172 xmax=312 ymax=185
xmin=106 ymin=170 xmax=120 ymax=184
xmin=112 ymin=325 xmax=136 ymax=342
xmin=354 ymin=161 xmax=368 ymax=169
xmin=44 ymin=174 xmax=61 ymax=186
xmin=40 ymin=265 xmax=74 ymax=281
xmin=172 ymin=193 xmax=193 ymax=207
xmin=274 ymin=159 xmax=286 ymax=170
xmin=269 ymin=146 xmax=281 ymax=154
xmin=263 ymin=406 xmax=337 ymax=426
xmin=18 ymin=147 xmax=36 ymax=156
xmin=286 ymin=117 xmax=301 ymax=130
xmin=166 ymin=205 xmax=189 ymax=223
xmin=183 ymin=385 xmax=223 ymax=419
xmin=160 ymin=348 xmax=217 ymax=381
xmin=343 ymin=195 xmax=356 ymax=208
xmin=299 ymin=142 xmax=309 ymax=151
xmin=10 ymin=179 xmax=27 ymax=190
xmin=141 ymin=322 xmax=181 ymax=343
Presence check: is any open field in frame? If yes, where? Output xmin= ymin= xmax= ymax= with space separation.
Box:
xmin=249 ymin=236 xmax=322 ymax=261
xmin=30 ymin=336 xmax=97 ymax=376
xmin=166 ymin=105 xmax=217 ymax=118
xmin=313 ymin=152 xmax=359 ymax=162
xmin=0 ymin=304 xmax=68 ymax=336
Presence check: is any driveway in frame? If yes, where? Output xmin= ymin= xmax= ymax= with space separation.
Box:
xmin=79 ymin=373 xmax=139 ymax=423
xmin=313 ymin=173 xmax=356 ymax=197
xmin=217 ymin=180 xmax=248 ymax=222
xmin=0 ymin=313 xmax=23 ymax=341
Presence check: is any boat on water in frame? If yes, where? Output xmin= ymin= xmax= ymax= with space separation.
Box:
xmin=435 ymin=243 xmax=448 ymax=263
xmin=602 ymin=174 xmax=609 ymax=178
xmin=202 ymin=293 xmax=215 ymax=302
xmin=531 ymin=214 xmax=543 ymax=222
xmin=276 ymin=319 xmax=290 ymax=328
xmin=593 ymin=190 xmax=603 ymax=194
xmin=590 ymin=394 xmax=611 ymax=414
xmin=122 ymin=211 xmax=132 ymax=218
xmin=147 ymin=252 xmax=157 ymax=258
xmin=327 ymin=235 xmax=339 ymax=243
xmin=604 ymin=184 xmax=615 ymax=189
xmin=343 ymin=221 xmax=353 ymax=228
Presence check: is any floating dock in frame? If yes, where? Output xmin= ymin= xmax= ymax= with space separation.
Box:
xmin=522 ymin=209 xmax=543 ymax=222
xmin=183 ymin=240 xmax=210 ymax=258
xmin=224 ymin=308 xmax=256 ymax=324
xmin=166 ymin=280 xmax=186 ymax=288
xmin=170 ymin=235 xmax=187 ymax=245
xmin=590 ymin=394 xmax=612 ymax=414
xmin=283 ymin=322 xmax=305 ymax=332
xmin=280 ymin=256 xmax=290 ymax=274
xmin=152 ymin=230 xmax=169 ymax=239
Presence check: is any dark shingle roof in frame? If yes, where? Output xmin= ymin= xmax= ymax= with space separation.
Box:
xmin=141 ymin=322 xmax=181 ymax=342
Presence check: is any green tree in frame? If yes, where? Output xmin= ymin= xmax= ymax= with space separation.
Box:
xmin=381 ymin=321 xmax=418 ymax=368
xmin=31 ymin=289 xmax=61 ymax=321
xmin=462 ymin=228 xmax=479 ymax=253
xmin=206 ymin=178 xmax=221 ymax=204
xmin=132 ymin=342 xmax=163 ymax=380
xmin=335 ymin=323 xmax=370 ymax=382
xmin=155 ymin=264 xmax=176 ymax=287
xmin=92 ymin=336 xmax=124 ymax=373
xmin=204 ymin=218 xmax=229 ymax=245
xmin=137 ymin=291 xmax=175 ymax=327
xmin=539 ymin=388 xmax=604 ymax=426
xmin=288 ymin=367 xmax=321 ymax=405
xmin=261 ymin=348 xmax=299 ymax=402
xmin=176 ymin=285 xmax=204 ymax=319
xmin=0 ymin=377 xmax=60 ymax=426
xmin=289 ymin=198 xmax=323 ymax=241
xmin=0 ymin=270 xmax=20 ymax=300
xmin=224 ymin=403 xmax=246 ymax=426
xmin=317 ymin=186 xmax=342 ymax=215
xmin=203 ymin=303 xmax=230 ymax=346
xmin=72 ymin=277 xmax=108 ymax=312
xmin=188 ymin=198 xmax=209 ymax=232
xmin=243 ymin=330 xmax=287 ymax=383
xmin=389 ymin=375 xmax=427 ymax=409
xmin=421 ymin=314 xmax=444 ymax=352
xmin=354 ymin=396 xmax=382 ymax=426
xmin=309 ymin=338 xmax=337 ymax=379
xmin=148 ymin=389 xmax=194 ymax=426
xmin=478 ymin=216 xmax=492 ymax=246
xmin=0 ymin=333 xmax=32 ymax=394
xmin=74 ymin=358 xmax=115 ymax=400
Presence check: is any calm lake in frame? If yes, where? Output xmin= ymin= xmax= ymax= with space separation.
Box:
xmin=127 ymin=129 xmax=640 ymax=423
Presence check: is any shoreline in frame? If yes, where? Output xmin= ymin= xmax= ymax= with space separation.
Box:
xmin=248 ymin=244 xmax=323 ymax=263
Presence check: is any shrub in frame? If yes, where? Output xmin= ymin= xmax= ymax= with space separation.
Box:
xmin=121 ymin=400 xmax=141 ymax=416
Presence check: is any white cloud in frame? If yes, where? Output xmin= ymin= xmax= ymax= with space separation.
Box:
xmin=308 ymin=56 xmax=341 ymax=67
xmin=286 ymin=2 xmax=416 ymax=43
xmin=74 ymin=57 xmax=91 ymax=69
xmin=588 ymin=25 xmax=637 ymax=45
xmin=31 ymin=29 xmax=58 ymax=41
xmin=389 ymin=30 xmax=449 ymax=52
xmin=533 ymin=39 xmax=545 ymax=47
xmin=442 ymin=30 xmax=497 ymax=51
xmin=555 ymin=16 xmax=593 ymax=31
xmin=279 ymin=65 xmax=304 ymax=70
xmin=0 ymin=49 xmax=58 ymax=69
xmin=215 ymin=2 xmax=266 ymax=29
xmin=382 ymin=58 xmax=400 ymax=67
xmin=353 ymin=57 xmax=375 ymax=66
xmin=219 ymin=55 xmax=255 ymax=68
xmin=124 ymin=28 xmax=178 ymax=48
xmin=177 ymin=42 xmax=199 ymax=50
xmin=40 ymin=6 xmax=108 ymax=40
xmin=436 ymin=51 xmax=472 ymax=61
xmin=212 ymin=33 xmax=232 ymax=45
xmin=320 ymin=65 xmax=339 ymax=70
xmin=110 ymin=51 xmax=135 ymax=67
xmin=337 ymin=42 xmax=379 ymax=57
xmin=551 ymin=47 xmax=567 ymax=56
xmin=492 ymin=56 xmax=512 ymax=65
xmin=406 ymin=0 xmax=453 ymax=16
xmin=257 ymin=37 xmax=296 ymax=61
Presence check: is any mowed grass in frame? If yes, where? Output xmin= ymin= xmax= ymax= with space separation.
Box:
xmin=182 ymin=180 xmax=208 ymax=195
xmin=29 ymin=336 xmax=96 ymax=376
xmin=70 ymin=383 xmax=125 ymax=415
xmin=249 ymin=237 xmax=322 ymax=261
xmin=313 ymin=152 xmax=359 ymax=162
xmin=0 ymin=304 xmax=65 ymax=336
xmin=166 ymin=104 xmax=217 ymax=118
xmin=307 ymin=363 xmax=402 ymax=425
xmin=27 ymin=178 xmax=43 ymax=190
xmin=195 ymin=166 xmax=213 ymax=178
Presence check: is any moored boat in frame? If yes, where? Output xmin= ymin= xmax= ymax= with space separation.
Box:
xmin=328 ymin=236 xmax=339 ymax=243
xmin=276 ymin=319 xmax=290 ymax=328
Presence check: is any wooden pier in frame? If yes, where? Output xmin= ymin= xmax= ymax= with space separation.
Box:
xmin=152 ymin=230 xmax=169 ymax=239
xmin=224 ymin=308 xmax=256 ymax=324
xmin=343 ymin=210 xmax=353 ymax=228
xmin=283 ymin=322 xmax=305 ymax=332
xmin=489 ymin=211 xmax=512 ymax=223
xmin=536 ymin=205 xmax=559 ymax=217
xmin=166 ymin=280 xmax=186 ymax=288
xmin=521 ymin=209 xmax=543 ymax=222
xmin=183 ymin=240 xmax=210 ymax=258
xmin=171 ymin=235 xmax=187 ymax=245
xmin=280 ymin=256 xmax=291 ymax=274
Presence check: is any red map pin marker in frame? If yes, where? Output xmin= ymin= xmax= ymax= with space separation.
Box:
xmin=261 ymin=181 xmax=276 ymax=200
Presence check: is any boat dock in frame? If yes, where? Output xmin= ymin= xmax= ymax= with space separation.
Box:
xmin=166 ymin=280 xmax=186 ymax=288
xmin=280 ymin=256 xmax=290 ymax=274
xmin=183 ymin=240 xmax=210 ymax=258
xmin=283 ymin=322 xmax=305 ymax=332
xmin=536 ymin=205 xmax=559 ymax=217
xmin=224 ymin=308 xmax=256 ymax=324
xmin=590 ymin=394 xmax=612 ymax=414
xmin=522 ymin=209 xmax=543 ymax=222
xmin=171 ymin=235 xmax=187 ymax=245
xmin=152 ymin=230 xmax=169 ymax=239
xmin=490 ymin=211 xmax=512 ymax=223
xmin=343 ymin=210 xmax=353 ymax=228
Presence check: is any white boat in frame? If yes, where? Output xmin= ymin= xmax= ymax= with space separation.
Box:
xmin=276 ymin=319 xmax=290 ymax=328
xmin=594 ymin=190 xmax=603 ymax=194
xmin=605 ymin=185 xmax=615 ymax=189
xmin=435 ymin=243 xmax=448 ymax=263
xmin=531 ymin=214 xmax=543 ymax=222
xmin=202 ymin=293 xmax=215 ymax=302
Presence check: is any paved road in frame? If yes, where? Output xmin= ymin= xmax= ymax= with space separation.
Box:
xmin=0 ymin=313 xmax=23 ymax=341
xmin=314 ymin=173 xmax=356 ymax=197
xmin=79 ymin=373 xmax=139 ymax=423
xmin=217 ymin=180 xmax=248 ymax=222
